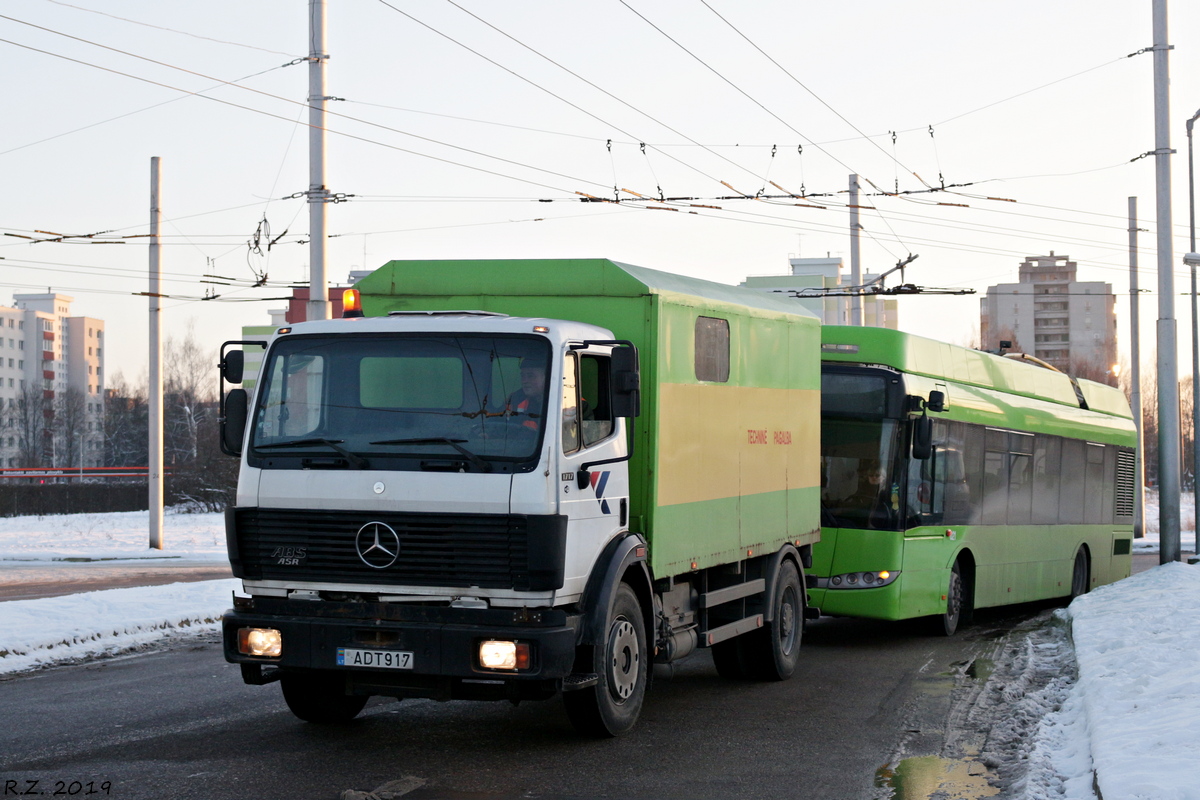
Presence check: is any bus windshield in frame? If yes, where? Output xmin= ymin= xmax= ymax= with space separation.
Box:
xmin=820 ymin=418 xmax=905 ymax=530
xmin=249 ymin=334 xmax=551 ymax=470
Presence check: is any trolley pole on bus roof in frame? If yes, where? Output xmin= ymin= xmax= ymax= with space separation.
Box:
xmin=1129 ymin=197 xmax=1146 ymax=540
xmin=1152 ymin=0 xmax=1182 ymax=564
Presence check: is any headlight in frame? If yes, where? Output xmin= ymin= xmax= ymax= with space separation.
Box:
xmin=823 ymin=571 xmax=901 ymax=590
xmin=478 ymin=640 xmax=531 ymax=670
xmin=238 ymin=627 xmax=282 ymax=657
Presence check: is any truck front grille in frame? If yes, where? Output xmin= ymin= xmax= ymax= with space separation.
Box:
xmin=230 ymin=507 xmax=566 ymax=591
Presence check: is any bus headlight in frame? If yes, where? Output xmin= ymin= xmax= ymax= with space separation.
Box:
xmin=238 ymin=627 xmax=282 ymax=657
xmin=825 ymin=571 xmax=900 ymax=590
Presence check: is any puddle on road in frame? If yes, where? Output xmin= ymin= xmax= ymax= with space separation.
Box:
xmin=875 ymin=754 xmax=999 ymax=799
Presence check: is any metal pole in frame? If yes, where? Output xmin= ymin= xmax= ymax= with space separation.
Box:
xmin=1152 ymin=0 xmax=1182 ymax=564
xmin=1130 ymin=197 xmax=1146 ymax=540
xmin=148 ymin=157 xmax=163 ymax=550
xmin=307 ymin=0 xmax=331 ymax=322
xmin=1189 ymin=112 xmax=1200 ymax=558
xmin=849 ymin=174 xmax=862 ymax=326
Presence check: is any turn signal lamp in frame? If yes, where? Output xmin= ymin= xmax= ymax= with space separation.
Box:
xmin=342 ymin=288 xmax=364 ymax=318
xmin=479 ymin=640 xmax=531 ymax=670
xmin=238 ymin=627 xmax=282 ymax=657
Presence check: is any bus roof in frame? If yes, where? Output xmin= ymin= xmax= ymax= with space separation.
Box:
xmin=820 ymin=326 xmax=1132 ymax=421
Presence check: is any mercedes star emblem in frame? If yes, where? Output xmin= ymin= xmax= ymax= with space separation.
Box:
xmin=355 ymin=522 xmax=400 ymax=569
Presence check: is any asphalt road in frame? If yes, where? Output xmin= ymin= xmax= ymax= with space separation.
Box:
xmin=0 ymin=602 xmax=1061 ymax=800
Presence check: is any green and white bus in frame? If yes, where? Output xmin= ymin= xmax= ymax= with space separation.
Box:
xmin=812 ymin=326 xmax=1136 ymax=635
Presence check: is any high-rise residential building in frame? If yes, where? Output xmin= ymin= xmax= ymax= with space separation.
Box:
xmin=0 ymin=293 xmax=105 ymax=468
xmin=742 ymin=256 xmax=898 ymax=328
xmin=979 ymin=253 xmax=1116 ymax=374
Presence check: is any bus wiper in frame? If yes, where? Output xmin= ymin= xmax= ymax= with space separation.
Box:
xmin=255 ymin=438 xmax=368 ymax=469
xmin=370 ymin=437 xmax=493 ymax=473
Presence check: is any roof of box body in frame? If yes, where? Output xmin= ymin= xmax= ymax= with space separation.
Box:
xmin=356 ymin=258 xmax=819 ymax=320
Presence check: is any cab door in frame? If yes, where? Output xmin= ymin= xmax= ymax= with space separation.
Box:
xmin=555 ymin=349 xmax=630 ymax=600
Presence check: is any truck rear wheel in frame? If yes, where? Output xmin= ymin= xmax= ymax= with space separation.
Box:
xmin=563 ymin=583 xmax=647 ymax=737
xmin=280 ymin=671 xmax=369 ymax=724
xmin=744 ymin=560 xmax=803 ymax=681
xmin=711 ymin=561 xmax=804 ymax=681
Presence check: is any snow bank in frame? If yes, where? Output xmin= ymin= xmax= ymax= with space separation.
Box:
xmin=1064 ymin=562 xmax=1200 ymax=800
xmin=0 ymin=508 xmax=226 ymax=561
xmin=0 ymin=579 xmax=239 ymax=674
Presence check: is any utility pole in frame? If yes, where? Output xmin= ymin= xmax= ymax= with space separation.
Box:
xmin=1152 ymin=0 xmax=1182 ymax=564
xmin=849 ymin=174 xmax=862 ymax=326
xmin=148 ymin=157 xmax=163 ymax=550
xmin=1187 ymin=109 xmax=1200 ymax=559
xmin=307 ymin=0 xmax=331 ymax=322
xmin=1129 ymin=197 xmax=1146 ymax=539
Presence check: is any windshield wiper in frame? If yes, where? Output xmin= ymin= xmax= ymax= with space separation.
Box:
xmin=254 ymin=438 xmax=368 ymax=469
xmin=370 ymin=437 xmax=493 ymax=473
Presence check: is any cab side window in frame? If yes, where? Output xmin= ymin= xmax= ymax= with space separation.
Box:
xmin=580 ymin=354 xmax=614 ymax=446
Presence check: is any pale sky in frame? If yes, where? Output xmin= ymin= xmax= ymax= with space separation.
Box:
xmin=3 ymin=0 xmax=1199 ymax=382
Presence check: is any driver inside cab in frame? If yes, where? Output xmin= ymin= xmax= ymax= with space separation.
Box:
xmin=507 ymin=360 xmax=545 ymax=430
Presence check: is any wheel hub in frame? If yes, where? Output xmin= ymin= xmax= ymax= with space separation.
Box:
xmin=607 ymin=618 xmax=639 ymax=702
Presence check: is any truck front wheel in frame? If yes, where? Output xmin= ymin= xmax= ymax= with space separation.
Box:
xmin=563 ymin=583 xmax=647 ymax=737
xmin=280 ymin=671 xmax=369 ymax=724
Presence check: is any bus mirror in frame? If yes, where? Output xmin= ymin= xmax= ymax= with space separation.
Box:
xmin=610 ymin=346 xmax=641 ymax=419
xmin=222 ymin=388 xmax=249 ymax=456
xmin=912 ymin=414 xmax=933 ymax=460
xmin=927 ymin=390 xmax=946 ymax=413
xmin=221 ymin=349 xmax=245 ymax=385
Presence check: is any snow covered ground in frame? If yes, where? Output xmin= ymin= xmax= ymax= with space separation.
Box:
xmin=1 ymin=506 xmax=1198 ymax=798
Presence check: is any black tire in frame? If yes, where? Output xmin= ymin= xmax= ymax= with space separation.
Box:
xmin=711 ymin=636 xmax=751 ymax=680
xmin=940 ymin=561 xmax=966 ymax=637
xmin=742 ymin=560 xmax=804 ymax=681
xmin=280 ymin=671 xmax=369 ymax=724
xmin=563 ymin=583 xmax=648 ymax=737
xmin=1070 ymin=547 xmax=1090 ymax=600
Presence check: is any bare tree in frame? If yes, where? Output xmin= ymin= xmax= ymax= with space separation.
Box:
xmin=104 ymin=370 xmax=148 ymax=467
xmin=15 ymin=385 xmax=49 ymax=469
xmin=53 ymin=386 xmax=88 ymax=468
xmin=165 ymin=322 xmax=215 ymax=464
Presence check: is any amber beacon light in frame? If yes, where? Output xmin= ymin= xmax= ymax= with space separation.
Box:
xmin=342 ymin=288 xmax=364 ymax=318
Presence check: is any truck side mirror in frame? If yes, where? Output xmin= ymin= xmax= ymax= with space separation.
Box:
xmin=222 ymin=388 xmax=249 ymax=456
xmin=926 ymin=390 xmax=945 ymax=413
xmin=220 ymin=349 xmax=245 ymax=385
xmin=912 ymin=414 xmax=933 ymax=460
xmin=610 ymin=346 xmax=641 ymax=419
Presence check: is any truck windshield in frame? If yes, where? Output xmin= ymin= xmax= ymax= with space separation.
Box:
xmin=249 ymin=334 xmax=551 ymax=470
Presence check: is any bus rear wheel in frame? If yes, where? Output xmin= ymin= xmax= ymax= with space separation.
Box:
xmin=939 ymin=561 xmax=967 ymax=637
xmin=1070 ymin=547 xmax=1090 ymax=600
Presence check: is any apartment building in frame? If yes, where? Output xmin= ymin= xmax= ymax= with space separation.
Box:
xmin=0 ymin=293 xmax=105 ymax=468
xmin=979 ymin=253 xmax=1117 ymax=374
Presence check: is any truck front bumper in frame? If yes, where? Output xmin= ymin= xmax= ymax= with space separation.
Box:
xmin=223 ymin=596 xmax=578 ymax=702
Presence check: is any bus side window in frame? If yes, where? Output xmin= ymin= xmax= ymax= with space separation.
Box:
xmin=1059 ymin=440 xmax=1086 ymax=524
